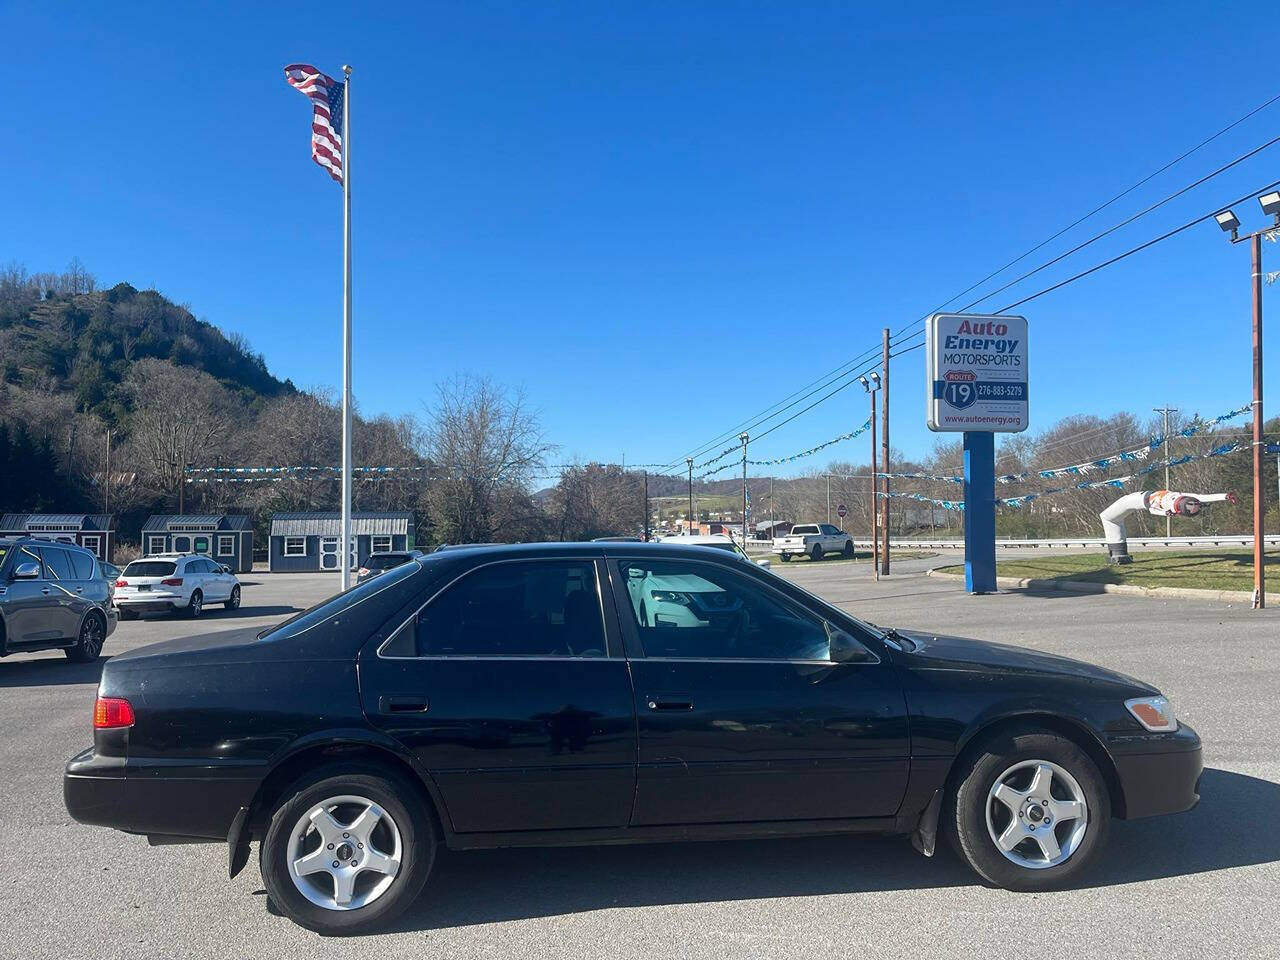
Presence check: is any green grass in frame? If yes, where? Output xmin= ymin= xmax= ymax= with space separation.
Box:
xmin=947 ymin=549 xmax=1279 ymax=592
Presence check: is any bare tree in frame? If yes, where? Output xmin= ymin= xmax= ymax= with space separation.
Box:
xmin=125 ymin=358 xmax=240 ymax=505
xmin=422 ymin=375 xmax=552 ymax=544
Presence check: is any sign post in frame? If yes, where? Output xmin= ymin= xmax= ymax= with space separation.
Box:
xmin=837 ymin=503 xmax=847 ymax=531
xmin=926 ymin=313 xmax=1029 ymax=594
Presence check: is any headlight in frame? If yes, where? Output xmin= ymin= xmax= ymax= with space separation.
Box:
xmin=650 ymin=591 xmax=692 ymax=605
xmin=1125 ymin=695 xmax=1177 ymax=732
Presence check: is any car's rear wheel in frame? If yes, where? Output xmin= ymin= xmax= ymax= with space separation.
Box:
xmin=780 ymin=552 xmax=791 ymax=562
xmin=186 ymin=590 xmax=203 ymax=619
xmin=225 ymin=585 xmax=241 ymax=610
xmin=65 ymin=612 xmax=105 ymax=662
xmin=810 ymin=545 xmax=823 ymax=561
xmin=946 ymin=728 xmax=1110 ymax=890
xmin=842 ymin=540 xmax=854 ymax=558
xmin=260 ymin=766 xmax=436 ymax=935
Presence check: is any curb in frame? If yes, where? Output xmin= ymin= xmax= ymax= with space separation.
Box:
xmin=926 ymin=567 xmax=1255 ymax=604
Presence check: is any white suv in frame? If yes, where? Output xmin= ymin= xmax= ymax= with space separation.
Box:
xmin=114 ymin=554 xmax=242 ymax=619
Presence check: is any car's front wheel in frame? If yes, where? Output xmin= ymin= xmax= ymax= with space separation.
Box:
xmin=842 ymin=540 xmax=854 ymax=558
xmin=947 ymin=728 xmax=1110 ymax=890
xmin=260 ymin=766 xmax=436 ymax=934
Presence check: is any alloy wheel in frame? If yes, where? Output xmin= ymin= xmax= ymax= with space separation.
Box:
xmin=985 ymin=759 xmax=1088 ymax=869
xmin=79 ymin=616 xmax=103 ymax=657
xmin=286 ymin=794 xmax=403 ymax=911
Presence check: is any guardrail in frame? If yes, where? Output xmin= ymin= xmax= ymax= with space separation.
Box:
xmin=763 ymin=534 xmax=1280 ymax=550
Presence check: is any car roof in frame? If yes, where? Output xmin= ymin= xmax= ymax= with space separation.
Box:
xmin=0 ymin=536 xmax=93 ymax=554
xmin=428 ymin=541 xmax=749 ymax=562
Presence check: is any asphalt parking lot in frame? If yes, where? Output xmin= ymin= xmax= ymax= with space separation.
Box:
xmin=2 ymin=560 xmax=1277 ymax=959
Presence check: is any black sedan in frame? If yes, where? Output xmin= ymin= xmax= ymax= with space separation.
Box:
xmin=64 ymin=542 xmax=1201 ymax=934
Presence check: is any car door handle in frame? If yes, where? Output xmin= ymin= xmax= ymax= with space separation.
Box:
xmin=75 ymin=587 xmax=84 ymax=594
xmin=378 ymin=696 xmax=429 ymax=714
xmin=646 ymin=695 xmax=694 ymax=711
xmin=41 ymin=588 xmax=51 ymax=595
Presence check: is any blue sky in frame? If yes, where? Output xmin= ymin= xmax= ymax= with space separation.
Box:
xmin=5 ymin=0 xmax=1277 ymax=475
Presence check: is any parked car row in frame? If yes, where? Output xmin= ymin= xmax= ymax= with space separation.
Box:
xmin=0 ymin=537 xmax=247 ymax=664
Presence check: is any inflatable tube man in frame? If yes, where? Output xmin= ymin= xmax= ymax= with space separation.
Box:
xmin=1100 ymin=490 xmax=1237 ymax=564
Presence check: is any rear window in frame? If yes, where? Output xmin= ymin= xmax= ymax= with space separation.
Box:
xmin=791 ymin=525 xmax=820 ymax=535
xmin=258 ymin=560 xmax=421 ymax=641
xmin=123 ymin=561 xmax=177 ymax=577
xmin=366 ymin=554 xmax=409 ymax=570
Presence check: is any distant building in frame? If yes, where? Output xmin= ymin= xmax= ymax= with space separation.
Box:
xmin=755 ymin=520 xmax=792 ymax=539
xmin=141 ymin=515 xmax=254 ymax=573
xmin=0 ymin=514 xmax=114 ymax=561
xmin=268 ymin=512 xmax=415 ymax=573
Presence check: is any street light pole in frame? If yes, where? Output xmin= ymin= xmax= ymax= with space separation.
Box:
xmin=1154 ymin=405 xmax=1178 ymax=537
xmin=861 ymin=373 xmax=880 ymax=580
xmin=826 ymin=475 xmax=831 ymax=525
xmin=739 ymin=433 xmax=749 ymax=546
xmin=1217 ymin=195 xmax=1275 ymax=608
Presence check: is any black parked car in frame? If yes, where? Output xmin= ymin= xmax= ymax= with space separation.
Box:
xmin=1 ymin=537 xmax=117 ymax=662
xmin=64 ymin=542 xmax=1201 ymax=934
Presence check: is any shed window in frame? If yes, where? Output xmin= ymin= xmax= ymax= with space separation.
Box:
xmin=217 ymin=534 xmax=235 ymax=557
xmin=284 ymin=537 xmax=307 ymax=557
xmin=372 ymin=535 xmax=393 ymax=554
xmin=146 ymin=535 xmax=167 ymax=555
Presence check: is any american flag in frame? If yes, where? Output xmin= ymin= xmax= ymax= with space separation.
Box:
xmin=284 ymin=63 xmax=345 ymax=183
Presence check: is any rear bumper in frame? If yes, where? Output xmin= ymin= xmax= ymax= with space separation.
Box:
xmin=1110 ymin=722 xmax=1203 ymax=819
xmin=114 ymin=593 xmax=183 ymax=611
xmin=64 ymin=747 xmax=258 ymax=841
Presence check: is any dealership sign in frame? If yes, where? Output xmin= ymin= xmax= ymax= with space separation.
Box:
xmin=925 ymin=313 xmax=1028 ymax=433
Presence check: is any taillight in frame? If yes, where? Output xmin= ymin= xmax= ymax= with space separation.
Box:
xmin=160 ymin=577 xmax=183 ymax=586
xmin=93 ymin=696 xmax=135 ymax=729
xmin=115 ymin=579 xmax=128 ymax=587
xmin=357 ymin=568 xmax=370 ymax=576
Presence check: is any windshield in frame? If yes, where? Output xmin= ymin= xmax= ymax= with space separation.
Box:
xmin=123 ymin=561 xmax=177 ymax=577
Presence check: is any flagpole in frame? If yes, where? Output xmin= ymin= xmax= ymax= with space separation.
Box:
xmin=340 ymin=64 xmax=353 ymax=590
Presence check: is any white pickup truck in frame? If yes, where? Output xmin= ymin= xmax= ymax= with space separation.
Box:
xmin=772 ymin=523 xmax=854 ymax=562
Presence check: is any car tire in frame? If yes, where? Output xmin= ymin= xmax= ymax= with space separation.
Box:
xmin=225 ymin=585 xmax=241 ymax=610
xmin=946 ymin=727 xmax=1110 ymax=891
xmin=810 ymin=545 xmax=823 ymax=561
xmin=259 ymin=765 xmax=437 ymax=935
xmin=186 ymin=590 xmax=203 ymax=619
xmin=843 ymin=541 xmax=854 ymax=558
xmin=780 ymin=553 xmax=791 ymax=562
xmin=65 ymin=612 xmax=106 ymax=663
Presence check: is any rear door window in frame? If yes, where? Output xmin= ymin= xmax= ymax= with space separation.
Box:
xmin=383 ymin=560 xmax=606 ymax=658
xmin=69 ymin=551 xmax=95 ymax=580
xmin=41 ymin=547 xmax=74 ymax=581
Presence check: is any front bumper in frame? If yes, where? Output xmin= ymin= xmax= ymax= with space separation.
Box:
xmin=64 ymin=747 xmax=257 ymax=841
xmin=1110 ymin=721 xmax=1203 ymax=819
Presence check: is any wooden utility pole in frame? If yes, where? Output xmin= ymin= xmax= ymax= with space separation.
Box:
xmin=880 ymin=328 xmax=891 ymax=576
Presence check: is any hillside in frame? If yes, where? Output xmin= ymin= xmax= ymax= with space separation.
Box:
xmin=0 ymin=262 xmax=294 ymax=425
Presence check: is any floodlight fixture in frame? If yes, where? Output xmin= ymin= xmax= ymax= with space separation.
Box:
xmin=1259 ymin=191 xmax=1280 ymax=224
xmin=1215 ymin=209 xmax=1241 ymax=240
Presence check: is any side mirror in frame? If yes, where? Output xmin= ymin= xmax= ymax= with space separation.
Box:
xmin=12 ymin=562 xmax=40 ymax=580
xmin=826 ymin=624 xmax=874 ymax=663
xmin=755 ymin=558 xmax=772 ymax=569
xmin=221 ymin=565 xmax=232 ymax=574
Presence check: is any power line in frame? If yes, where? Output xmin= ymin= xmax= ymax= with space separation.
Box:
xmin=661 ymin=94 xmax=1280 ymax=471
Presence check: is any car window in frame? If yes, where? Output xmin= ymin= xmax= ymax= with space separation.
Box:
xmin=383 ymin=560 xmax=606 ymax=658
xmin=69 ymin=550 xmax=95 ymax=580
xmin=791 ymin=525 xmax=819 ymax=535
xmin=618 ymin=559 xmax=831 ymax=661
xmin=123 ymin=560 xmax=177 ymax=577
xmin=41 ymin=547 xmax=74 ymax=581
xmin=366 ymin=554 xmax=407 ymax=570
